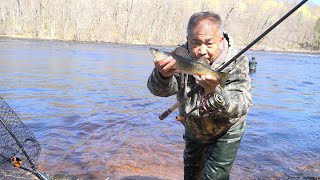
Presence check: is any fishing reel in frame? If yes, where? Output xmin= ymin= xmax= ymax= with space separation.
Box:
xmin=199 ymin=93 xmax=226 ymax=116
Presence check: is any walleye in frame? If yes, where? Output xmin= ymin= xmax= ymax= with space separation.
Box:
xmin=149 ymin=47 xmax=230 ymax=87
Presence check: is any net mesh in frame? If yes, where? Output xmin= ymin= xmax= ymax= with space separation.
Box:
xmin=0 ymin=96 xmax=41 ymax=173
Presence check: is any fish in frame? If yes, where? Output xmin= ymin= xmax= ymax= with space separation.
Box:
xmin=149 ymin=47 xmax=230 ymax=87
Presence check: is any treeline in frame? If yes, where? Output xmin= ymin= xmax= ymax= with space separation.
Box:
xmin=0 ymin=0 xmax=319 ymax=50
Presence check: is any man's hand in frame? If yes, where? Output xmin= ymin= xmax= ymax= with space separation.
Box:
xmin=195 ymin=75 xmax=219 ymax=96
xmin=154 ymin=57 xmax=180 ymax=78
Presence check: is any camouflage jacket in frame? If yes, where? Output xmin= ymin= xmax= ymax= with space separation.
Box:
xmin=147 ymin=33 xmax=252 ymax=142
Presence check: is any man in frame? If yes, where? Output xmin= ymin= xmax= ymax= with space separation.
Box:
xmin=147 ymin=11 xmax=252 ymax=180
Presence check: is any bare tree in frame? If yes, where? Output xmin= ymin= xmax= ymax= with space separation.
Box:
xmin=0 ymin=0 xmax=318 ymax=50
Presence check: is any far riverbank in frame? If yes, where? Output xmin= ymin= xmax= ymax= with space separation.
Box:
xmin=1 ymin=35 xmax=319 ymax=55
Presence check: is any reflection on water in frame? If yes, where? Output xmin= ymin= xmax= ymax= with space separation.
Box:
xmin=0 ymin=38 xmax=319 ymax=179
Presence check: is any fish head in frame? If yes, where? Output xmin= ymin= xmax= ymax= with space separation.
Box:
xmin=149 ymin=47 xmax=159 ymax=56
xmin=149 ymin=47 xmax=170 ymax=61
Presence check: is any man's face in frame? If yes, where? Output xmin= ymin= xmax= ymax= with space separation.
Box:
xmin=187 ymin=20 xmax=223 ymax=64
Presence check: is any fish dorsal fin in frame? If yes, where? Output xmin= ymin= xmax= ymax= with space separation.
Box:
xmin=174 ymin=47 xmax=193 ymax=60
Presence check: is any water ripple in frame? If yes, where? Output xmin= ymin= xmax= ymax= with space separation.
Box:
xmin=0 ymin=39 xmax=319 ymax=179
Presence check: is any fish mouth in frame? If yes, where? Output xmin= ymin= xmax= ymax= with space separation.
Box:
xmin=149 ymin=48 xmax=159 ymax=56
xmin=149 ymin=47 xmax=156 ymax=52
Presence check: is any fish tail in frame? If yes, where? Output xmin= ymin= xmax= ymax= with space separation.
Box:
xmin=218 ymin=72 xmax=231 ymax=88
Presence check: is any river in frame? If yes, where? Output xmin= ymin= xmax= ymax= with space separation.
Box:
xmin=0 ymin=38 xmax=319 ymax=179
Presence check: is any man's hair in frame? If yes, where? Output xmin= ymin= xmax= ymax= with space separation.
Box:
xmin=187 ymin=11 xmax=223 ymax=37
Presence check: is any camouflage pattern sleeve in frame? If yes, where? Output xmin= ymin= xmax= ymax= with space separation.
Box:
xmin=220 ymin=55 xmax=253 ymax=118
xmin=147 ymin=68 xmax=179 ymax=97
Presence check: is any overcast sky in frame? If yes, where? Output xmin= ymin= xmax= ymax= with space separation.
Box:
xmin=310 ymin=0 xmax=320 ymax=5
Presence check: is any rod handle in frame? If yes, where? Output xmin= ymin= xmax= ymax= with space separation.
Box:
xmin=159 ymin=109 xmax=172 ymax=120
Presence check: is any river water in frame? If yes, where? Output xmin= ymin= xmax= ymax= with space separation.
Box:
xmin=0 ymin=38 xmax=319 ymax=179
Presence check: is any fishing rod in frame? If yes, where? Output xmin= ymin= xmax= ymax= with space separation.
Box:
xmin=159 ymin=0 xmax=309 ymax=120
